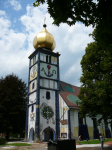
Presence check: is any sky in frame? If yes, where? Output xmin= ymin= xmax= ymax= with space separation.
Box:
xmin=0 ymin=0 xmax=94 ymax=87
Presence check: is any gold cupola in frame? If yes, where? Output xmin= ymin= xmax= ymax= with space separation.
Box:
xmin=33 ymin=24 xmax=56 ymax=51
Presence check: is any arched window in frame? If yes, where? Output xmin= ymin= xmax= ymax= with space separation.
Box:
xmin=46 ymin=91 xmax=50 ymax=100
xmin=31 ymin=105 xmax=34 ymax=112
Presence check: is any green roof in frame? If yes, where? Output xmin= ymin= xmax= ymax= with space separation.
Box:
xmin=64 ymin=85 xmax=75 ymax=93
xmin=67 ymin=94 xmax=81 ymax=104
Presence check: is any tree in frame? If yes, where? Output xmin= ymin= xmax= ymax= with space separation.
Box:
xmin=33 ymin=0 xmax=112 ymax=49
xmin=0 ymin=74 xmax=27 ymax=139
xmin=78 ymin=29 xmax=112 ymax=124
xmin=33 ymin=0 xmax=112 ymax=27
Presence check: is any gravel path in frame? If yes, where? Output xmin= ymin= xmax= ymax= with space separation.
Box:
xmin=0 ymin=140 xmax=112 ymax=150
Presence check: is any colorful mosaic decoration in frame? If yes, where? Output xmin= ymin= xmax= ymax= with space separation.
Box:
xmin=41 ymin=65 xmax=56 ymax=77
xmin=30 ymin=113 xmax=35 ymax=122
xmin=40 ymin=102 xmax=54 ymax=122
xmin=67 ymin=94 xmax=81 ymax=104
xmin=65 ymin=85 xmax=75 ymax=93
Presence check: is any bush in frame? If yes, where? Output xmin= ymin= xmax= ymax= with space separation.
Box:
xmin=0 ymin=137 xmax=6 ymax=145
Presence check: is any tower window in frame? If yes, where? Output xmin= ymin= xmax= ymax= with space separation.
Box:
xmin=49 ymin=56 xmax=51 ymax=63
xmin=46 ymin=91 xmax=50 ymax=100
xmin=31 ymin=105 xmax=34 ymax=112
xmin=46 ymin=55 xmax=48 ymax=63
xmin=32 ymin=82 xmax=35 ymax=89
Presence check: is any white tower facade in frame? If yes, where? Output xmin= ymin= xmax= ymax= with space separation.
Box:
xmin=25 ymin=24 xmax=60 ymax=142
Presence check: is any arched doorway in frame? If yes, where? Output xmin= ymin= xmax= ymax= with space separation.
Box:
xmin=43 ymin=127 xmax=55 ymax=142
xmin=29 ymin=128 xmax=34 ymax=142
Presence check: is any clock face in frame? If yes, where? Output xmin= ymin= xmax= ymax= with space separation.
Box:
xmin=40 ymin=63 xmax=57 ymax=79
xmin=30 ymin=64 xmax=37 ymax=81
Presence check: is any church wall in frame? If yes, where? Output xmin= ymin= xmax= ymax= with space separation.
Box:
xmin=59 ymin=94 xmax=69 ymax=139
xmin=108 ymin=120 xmax=112 ymax=136
xmin=28 ymin=92 xmax=37 ymax=138
xmin=73 ymin=110 xmax=79 ymax=139
xmin=70 ymin=110 xmax=74 ymax=139
xmin=86 ymin=117 xmax=94 ymax=139
xmin=28 ymin=104 xmax=36 ymax=138
xmin=39 ymin=89 xmax=56 ymax=141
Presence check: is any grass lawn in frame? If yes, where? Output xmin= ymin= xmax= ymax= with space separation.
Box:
xmin=0 ymin=143 xmax=31 ymax=147
xmin=76 ymin=138 xmax=112 ymax=144
xmin=7 ymin=143 xmax=31 ymax=146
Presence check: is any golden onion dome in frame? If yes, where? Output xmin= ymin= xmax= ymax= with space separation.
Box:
xmin=33 ymin=24 xmax=56 ymax=51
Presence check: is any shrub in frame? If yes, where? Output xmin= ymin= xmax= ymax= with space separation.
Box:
xmin=0 ymin=137 xmax=6 ymax=145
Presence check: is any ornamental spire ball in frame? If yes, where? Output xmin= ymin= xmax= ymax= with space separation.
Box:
xmin=33 ymin=23 xmax=56 ymax=51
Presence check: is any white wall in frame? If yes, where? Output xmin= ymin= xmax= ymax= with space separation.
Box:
xmin=59 ymin=94 xmax=69 ymax=139
xmin=28 ymin=104 xmax=36 ymax=138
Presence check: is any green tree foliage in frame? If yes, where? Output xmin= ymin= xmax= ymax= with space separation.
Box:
xmin=33 ymin=0 xmax=112 ymax=27
xmin=78 ymin=30 xmax=112 ymax=123
xmin=33 ymin=0 xmax=112 ymax=50
xmin=0 ymin=74 xmax=27 ymax=139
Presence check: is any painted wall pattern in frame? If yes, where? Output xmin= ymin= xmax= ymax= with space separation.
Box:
xmin=40 ymin=79 xmax=57 ymax=89
xmin=28 ymin=104 xmax=36 ymax=137
xmin=40 ymin=63 xmax=57 ymax=79
xmin=29 ymin=92 xmax=36 ymax=104
xmin=30 ymin=64 xmax=38 ymax=81
xmin=39 ymin=89 xmax=56 ymax=141
xmin=29 ymin=79 xmax=37 ymax=93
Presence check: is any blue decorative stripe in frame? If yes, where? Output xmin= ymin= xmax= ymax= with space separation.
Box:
xmin=28 ymin=90 xmax=37 ymax=95
xmin=28 ymin=102 xmax=36 ymax=106
xmin=25 ymin=59 xmax=30 ymax=138
xmin=29 ymin=79 xmax=36 ymax=84
xmin=35 ymin=51 xmax=40 ymax=139
xmin=56 ymin=91 xmax=60 ymax=139
xmin=68 ymin=109 xmax=71 ymax=139
xmin=55 ymin=56 xmax=60 ymax=140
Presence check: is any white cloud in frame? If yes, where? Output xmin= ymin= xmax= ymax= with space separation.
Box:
xmin=8 ymin=0 xmax=22 ymax=11
xmin=0 ymin=4 xmax=94 ymax=86
xmin=0 ymin=10 xmax=6 ymax=16
xmin=0 ymin=11 xmax=27 ymax=81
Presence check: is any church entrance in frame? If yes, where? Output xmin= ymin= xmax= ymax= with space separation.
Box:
xmin=29 ymin=128 xmax=34 ymax=142
xmin=43 ymin=127 xmax=54 ymax=142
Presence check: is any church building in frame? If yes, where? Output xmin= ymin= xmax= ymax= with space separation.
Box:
xmin=25 ymin=24 xmax=112 ymax=142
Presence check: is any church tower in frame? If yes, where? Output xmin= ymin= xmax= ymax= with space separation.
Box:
xmin=25 ymin=24 xmax=60 ymax=142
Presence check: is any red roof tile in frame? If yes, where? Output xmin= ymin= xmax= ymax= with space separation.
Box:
xmin=59 ymin=81 xmax=81 ymax=108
